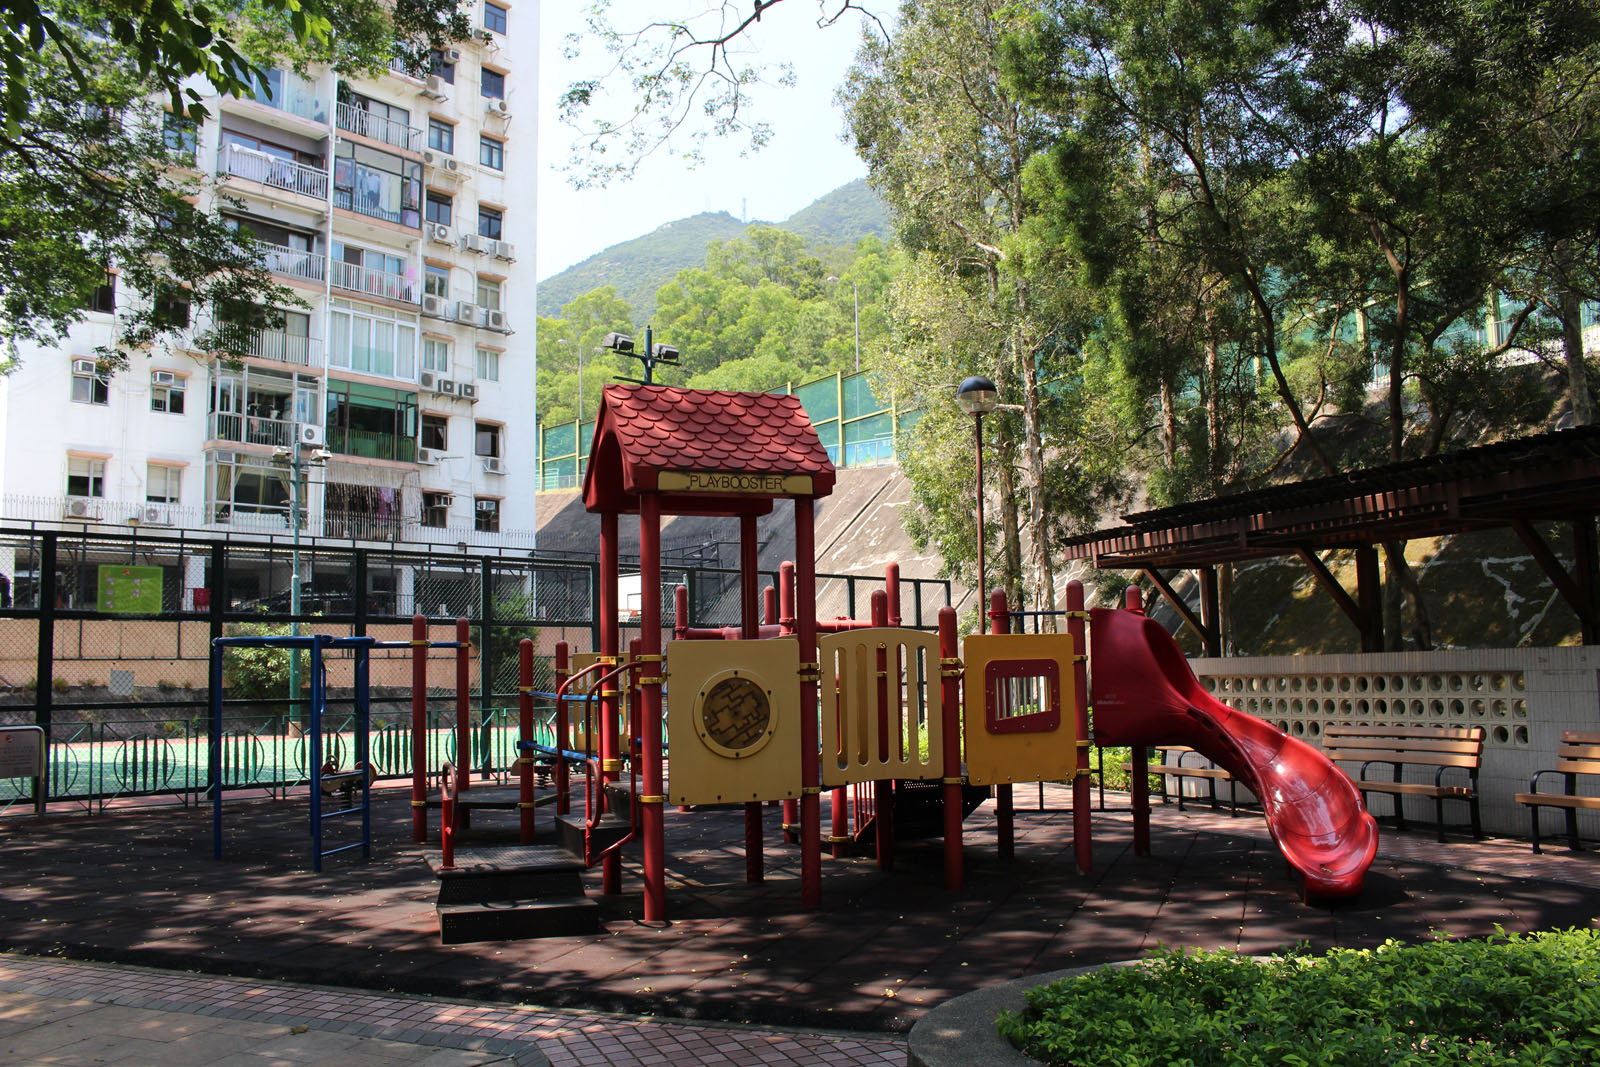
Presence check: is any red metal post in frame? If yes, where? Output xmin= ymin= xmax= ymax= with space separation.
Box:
xmin=455 ymin=617 xmax=471 ymax=792
xmin=885 ymin=562 xmax=902 ymax=627
xmin=778 ymin=561 xmax=796 ymax=635
xmin=763 ymin=585 xmax=778 ymax=627
xmin=410 ymin=613 xmax=427 ymax=842
xmin=674 ymin=584 xmax=689 ymax=642
xmin=989 ymin=589 xmax=1014 ymax=860
xmin=1067 ymin=581 xmax=1092 ymax=875
xmin=871 ymin=589 xmax=893 ymax=870
xmin=770 ymin=585 xmax=797 ymax=843
xmin=939 ymin=606 xmax=964 ymax=890
xmin=600 ymin=511 xmax=622 ymax=895
xmin=639 ymin=494 xmax=667 ymax=920
xmin=554 ymin=641 xmax=570 ymax=816
xmin=518 ymin=638 xmax=535 ymax=843
xmin=1123 ymin=585 xmax=1150 ymax=855
xmin=740 ymin=514 xmax=764 ymax=883
xmin=796 ymin=507 xmax=822 ymax=907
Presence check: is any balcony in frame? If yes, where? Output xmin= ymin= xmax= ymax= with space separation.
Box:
xmin=259 ymin=242 xmax=326 ymax=283
xmin=336 ymin=102 xmax=423 ymax=153
xmin=225 ymin=327 xmax=322 ymax=367
xmin=328 ymin=426 xmax=417 ymax=463
xmin=247 ymin=69 xmax=327 ymax=124
xmin=219 ymin=143 xmax=329 ymax=200
xmin=331 ymin=261 xmax=418 ymax=304
xmin=208 ymin=411 xmax=295 ymax=448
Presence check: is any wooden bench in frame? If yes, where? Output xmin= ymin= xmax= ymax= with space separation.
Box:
xmin=1124 ymin=746 xmax=1244 ymax=815
xmin=1322 ymin=725 xmax=1484 ymax=841
xmin=1514 ymin=731 xmax=1600 ymax=853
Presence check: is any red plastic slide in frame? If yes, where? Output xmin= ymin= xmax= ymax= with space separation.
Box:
xmin=1090 ymin=608 xmax=1379 ymax=898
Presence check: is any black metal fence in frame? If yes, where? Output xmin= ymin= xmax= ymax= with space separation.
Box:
xmin=0 ymin=526 xmax=949 ymax=812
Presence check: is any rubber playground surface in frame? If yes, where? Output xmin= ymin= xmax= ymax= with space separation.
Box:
xmin=2 ymin=783 xmax=1598 ymax=1034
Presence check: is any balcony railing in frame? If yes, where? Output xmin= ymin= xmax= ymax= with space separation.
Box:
xmin=219 ymin=143 xmax=329 ymax=200
xmin=336 ymin=102 xmax=423 ymax=153
xmin=331 ymin=261 xmax=418 ymax=304
xmin=328 ymin=426 xmax=417 ymax=463
xmin=248 ymin=69 xmax=327 ymax=124
xmin=225 ymin=327 xmax=321 ymax=367
xmin=259 ymin=242 xmax=326 ymax=283
xmin=208 ymin=411 xmax=295 ymax=448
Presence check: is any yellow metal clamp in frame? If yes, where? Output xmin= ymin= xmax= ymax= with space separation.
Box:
xmin=600 ymin=759 xmax=622 ymax=773
xmin=410 ymin=639 xmax=432 ymax=647
xmin=638 ymin=794 xmax=667 ymax=805
xmin=1065 ymin=610 xmax=1091 ymax=620
xmin=517 ymin=801 xmax=537 ymax=809
xmin=635 ymin=654 xmax=664 ymax=663
xmin=1073 ymin=654 xmax=1088 ymax=664
xmin=801 ymin=785 xmax=822 ymax=795
xmin=600 ymin=688 xmax=621 ymax=697
xmin=940 ymin=777 xmax=966 ymax=786
xmin=826 ymin=834 xmax=852 ymax=844
xmin=516 ymin=756 xmax=536 ymax=766
xmin=410 ymin=800 xmax=427 ymax=808
xmin=1074 ymin=768 xmax=1094 ymax=778
xmin=1076 ymin=740 xmax=1093 ymax=750
xmin=640 ymin=675 xmax=666 ymax=687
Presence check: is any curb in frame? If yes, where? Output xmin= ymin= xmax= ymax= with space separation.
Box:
xmin=906 ymin=962 xmax=1141 ymax=1067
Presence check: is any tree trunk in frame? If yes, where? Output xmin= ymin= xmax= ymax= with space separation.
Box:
xmin=1555 ymin=240 xmax=1594 ymax=426
xmin=1382 ymin=541 xmax=1434 ymax=651
xmin=1160 ymin=377 xmax=1178 ymax=470
xmin=996 ymin=434 xmax=1025 ymax=619
xmin=1204 ymin=331 xmax=1224 ymax=493
xmin=1016 ymin=334 xmax=1059 ymax=631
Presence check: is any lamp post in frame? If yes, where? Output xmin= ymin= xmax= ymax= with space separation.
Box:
xmin=273 ymin=437 xmax=331 ymax=724
xmin=956 ymin=375 xmax=999 ymax=607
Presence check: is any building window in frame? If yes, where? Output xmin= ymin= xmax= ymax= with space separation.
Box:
xmin=87 ymin=272 xmax=115 ymax=314
xmin=325 ymin=379 xmax=419 ymax=462
xmin=476 ymin=276 xmax=502 ymax=311
xmin=474 ymin=497 xmax=500 ymax=532
xmin=421 ymin=413 xmax=449 ymax=451
xmin=477 ymin=206 xmax=502 ymax=240
xmin=422 ymin=337 xmax=450 ymax=373
xmin=474 ymin=422 xmax=501 ymax=458
xmin=333 ymin=141 xmax=424 ymax=229
xmin=151 ymin=374 xmax=186 ymax=414
xmin=479 ymin=135 xmax=503 ymax=170
xmin=153 ymin=287 xmax=191 ymax=329
xmin=480 ymin=68 xmax=505 ymax=100
xmin=147 ymin=465 xmax=181 ymax=504
xmin=67 ymin=456 xmax=106 ymax=497
xmin=423 ymin=491 xmax=452 ymax=528
xmin=71 ymin=360 xmax=109 ymax=405
xmin=328 ymin=297 xmax=419 ymax=380
xmin=425 ymin=191 xmax=453 ymax=226
xmin=475 ymin=347 xmax=500 ymax=382
xmin=424 ymin=264 xmax=450 ymax=299
xmin=429 ymin=50 xmax=456 ymax=84
xmin=428 ymin=118 xmax=454 ymax=154
xmin=208 ymin=451 xmax=301 ymax=524
xmin=162 ymin=111 xmax=198 ymax=158
xmin=483 ymin=2 xmax=507 ymax=35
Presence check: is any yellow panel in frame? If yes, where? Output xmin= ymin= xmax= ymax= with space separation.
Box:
xmin=818 ymin=628 xmax=943 ymax=787
xmin=666 ymin=639 xmax=801 ymax=806
xmin=567 ymin=652 xmax=627 ymax=751
xmin=962 ymin=633 xmax=1079 ymax=787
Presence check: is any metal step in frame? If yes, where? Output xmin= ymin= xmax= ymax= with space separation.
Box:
xmin=436 ymin=896 xmax=599 ymax=944
xmin=556 ymin=811 xmax=632 ymax=861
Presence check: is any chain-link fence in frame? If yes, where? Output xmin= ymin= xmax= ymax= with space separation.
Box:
xmin=0 ymin=525 xmax=948 ymax=812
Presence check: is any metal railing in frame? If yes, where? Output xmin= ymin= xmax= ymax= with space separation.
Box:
xmin=227 ymin=327 xmax=321 ymax=367
xmin=208 ymin=411 xmax=296 ymax=448
xmin=259 ymin=242 xmax=326 ymax=283
xmin=331 ymin=261 xmax=418 ymax=304
xmin=219 ymin=143 xmax=329 ymax=200
xmin=327 ymin=425 xmax=417 ymax=464
xmin=335 ymin=102 xmax=423 ymax=153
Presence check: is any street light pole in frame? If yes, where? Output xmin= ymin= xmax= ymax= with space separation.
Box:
xmin=276 ymin=437 xmax=329 ymax=726
xmin=956 ymin=376 xmax=999 ymax=610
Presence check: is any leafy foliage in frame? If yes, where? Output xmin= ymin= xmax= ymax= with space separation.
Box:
xmin=998 ymin=930 xmax=1600 ymax=1066
xmin=220 ymin=622 xmax=307 ymax=702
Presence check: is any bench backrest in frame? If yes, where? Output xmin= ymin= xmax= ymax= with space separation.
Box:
xmin=1556 ymin=730 xmax=1600 ymax=776
xmin=1321 ymin=725 xmax=1484 ymax=770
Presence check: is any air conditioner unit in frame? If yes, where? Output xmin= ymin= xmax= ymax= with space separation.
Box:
xmin=486 ymin=309 xmax=508 ymax=332
xmin=213 ymin=450 xmax=236 ymax=464
xmin=421 ymin=75 xmax=448 ymax=101
xmin=428 ymin=223 xmax=452 ymax=243
xmin=437 ymin=378 xmax=457 ymax=396
xmin=444 ymin=157 xmax=460 ymax=172
xmin=64 ymin=498 xmax=100 ymax=520
xmin=416 ymin=448 xmax=439 ymax=465
xmin=419 ymin=371 xmax=437 ymax=390
xmin=454 ymin=302 xmax=480 ymax=325
xmin=457 ymin=382 xmax=478 ymax=402
xmin=142 ymin=505 xmax=174 ymax=527
xmin=73 ymin=358 xmax=98 ymax=375
xmin=481 ymin=456 xmax=505 ymax=474
xmin=487 ymin=99 xmax=510 ymax=118
xmin=151 ymin=370 xmax=178 ymax=385
xmin=423 ymin=149 xmax=443 ymax=166
xmin=422 ymin=294 xmax=450 ymax=318
xmin=298 ymin=423 xmax=325 ymax=447
xmin=492 ymin=241 xmax=515 ymax=261
xmin=459 ymin=234 xmax=489 ymax=255
xmin=446 ymin=49 xmax=461 ymax=62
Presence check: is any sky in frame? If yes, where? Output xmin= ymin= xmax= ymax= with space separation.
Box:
xmin=535 ymin=2 xmax=886 ymax=282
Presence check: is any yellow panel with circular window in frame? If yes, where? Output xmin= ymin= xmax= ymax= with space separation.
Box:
xmin=962 ymin=633 xmax=1079 ymax=787
xmin=667 ymin=639 xmax=801 ymax=806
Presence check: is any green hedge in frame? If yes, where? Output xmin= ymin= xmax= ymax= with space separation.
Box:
xmin=998 ymin=930 xmax=1600 ymax=1066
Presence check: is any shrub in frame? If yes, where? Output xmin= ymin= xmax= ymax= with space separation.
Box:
xmin=998 ymin=930 xmax=1600 ymax=1066
xmin=51 ymin=676 xmax=70 ymax=693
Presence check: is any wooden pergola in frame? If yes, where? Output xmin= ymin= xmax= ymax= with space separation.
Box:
xmin=1061 ymin=427 xmax=1600 ymax=652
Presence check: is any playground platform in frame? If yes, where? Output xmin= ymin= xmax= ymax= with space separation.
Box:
xmin=3 ymin=783 xmax=1598 ymax=1045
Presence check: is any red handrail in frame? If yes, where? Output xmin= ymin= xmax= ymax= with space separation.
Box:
xmin=550 ymin=658 xmax=649 ymax=866
xmin=440 ymin=761 xmax=461 ymax=870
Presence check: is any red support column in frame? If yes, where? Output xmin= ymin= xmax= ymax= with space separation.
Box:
xmin=740 ymin=513 xmax=764 ymax=884
xmin=518 ymin=638 xmax=535 ymax=843
xmin=639 ymin=494 xmax=667 ymax=920
xmin=410 ymin=613 xmax=427 ymax=842
xmin=796 ymin=506 xmax=823 ymax=907
xmin=1067 ymin=581 xmax=1092 ymax=875
xmin=989 ymin=589 xmax=1014 ymax=860
xmin=554 ymin=641 xmax=570 ymax=816
xmin=674 ymin=584 xmax=689 ymax=642
xmin=871 ymin=589 xmax=893 ymax=870
xmin=455 ymin=618 xmax=471 ymax=792
xmin=779 ymin=561 xmax=796 ymax=636
xmin=600 ymin=511 xmax=622 ymax=895
xmin=771 ymin=580 xmax=797 ymax=844
xmin=1123 ymin=586 xmax=1150 ymax=855
xmin=885 ymin=562 xmax=902 ymax=627
xmin=939 ymin=607 xmax=964 ymax=890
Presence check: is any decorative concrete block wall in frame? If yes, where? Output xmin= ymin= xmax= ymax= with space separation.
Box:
xmin=1186 ymin=647 xmax=1600 ymax=838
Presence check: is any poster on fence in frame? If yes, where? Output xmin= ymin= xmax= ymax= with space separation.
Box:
xmin=97 ymin=564 xmax=163 ymax=614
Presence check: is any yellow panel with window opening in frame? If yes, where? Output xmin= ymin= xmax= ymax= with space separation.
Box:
xmin=961 ymin=633 xmax=1078 ymax=787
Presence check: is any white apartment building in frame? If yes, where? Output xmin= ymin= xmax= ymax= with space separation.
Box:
xmin=0 ymin=4 xmax=539 ymax=578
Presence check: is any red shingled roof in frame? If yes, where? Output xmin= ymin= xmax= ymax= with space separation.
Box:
xmin=583 ymin=384 xmax=836 ymax=515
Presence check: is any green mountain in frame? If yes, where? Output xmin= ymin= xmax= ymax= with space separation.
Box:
xmin=537 ymin=179 xmax=889 ymax=325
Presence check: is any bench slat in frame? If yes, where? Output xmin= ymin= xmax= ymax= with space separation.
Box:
xmin=1560 ymin=730 xmax=1600 ymax=745
xmin=1323 ymin=725 xmax=1484 ymax=742
xmin=1558 ymin=744 xmax=1600 ymax=761
xmin=1324 ymin=748 xmax=1481 ymax=769
xmin=1514 ymin=793 xmax=1600 ymax=811
xmin=1554 ymin=757 xmax=1600 ymax=775
xmin=1318 ymin=735 xmax=1482 ymax=756
xmin=1357 ymin=781 xmax=1473 ymax=798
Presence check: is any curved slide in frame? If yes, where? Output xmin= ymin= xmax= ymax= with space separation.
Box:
xmin=1091 ymin=608 xmax=1379 ymax=898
